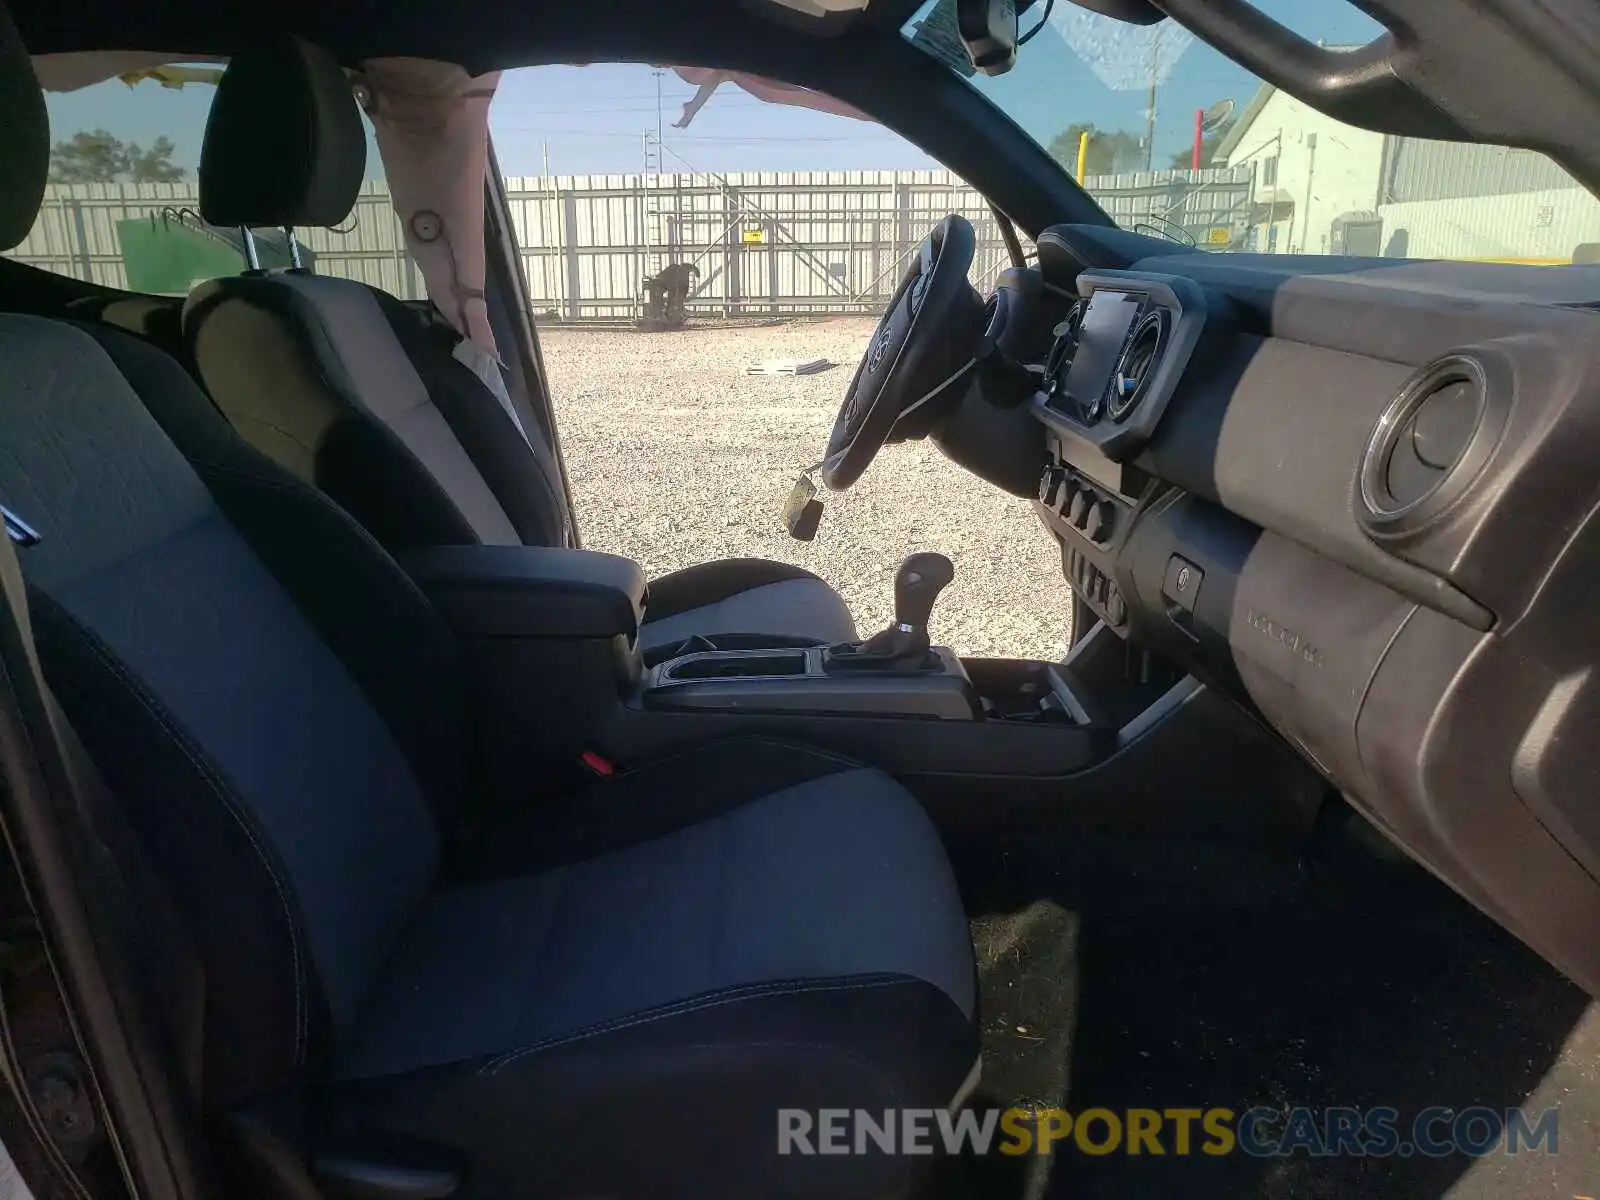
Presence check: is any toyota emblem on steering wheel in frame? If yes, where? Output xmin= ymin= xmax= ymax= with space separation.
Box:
xmin=866 ymin=324 xmax=893 ymax=373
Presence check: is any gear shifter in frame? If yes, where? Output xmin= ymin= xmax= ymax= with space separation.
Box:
xmin=825 ymin=552 xmax=955 ymax=671
xmin=893 ymin=552 xmax=956 ymax=640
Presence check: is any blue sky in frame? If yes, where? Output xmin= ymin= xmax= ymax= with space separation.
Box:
xmin=40 ymin=0 xmax=1385 ymax=179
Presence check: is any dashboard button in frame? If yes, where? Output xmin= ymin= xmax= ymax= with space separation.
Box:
xmin=1107 ymin=585 xmax=1126 ymax=626
xmin=1038 ymin=465 xmax=1066 ymax=507
xmin=1058 ymin=472 xmax=1081 ymax=515
xmin=1068 ymin=487 xmax=1095 ymax=529
xmin=1162 ymin=554 xmax=1203 ymax=612
xmin=1088 ymin=499 xmax=1115 ymax=543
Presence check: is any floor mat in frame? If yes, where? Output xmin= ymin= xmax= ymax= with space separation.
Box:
xmin=928 ymin=900 xmax=1082 ymax=1200
xmin=942 ymin=832 xmax=1596 ymax=1200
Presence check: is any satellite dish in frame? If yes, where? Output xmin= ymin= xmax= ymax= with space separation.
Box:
xmin=1202 ymin=98 xmax=1237 ymax=132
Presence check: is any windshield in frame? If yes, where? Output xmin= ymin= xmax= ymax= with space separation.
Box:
xmin=904 ymin=0 xmax=1600 ymax=264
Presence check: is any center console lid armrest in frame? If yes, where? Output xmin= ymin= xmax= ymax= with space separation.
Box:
xmin=401 ymin=546 xmax=647 ymax=639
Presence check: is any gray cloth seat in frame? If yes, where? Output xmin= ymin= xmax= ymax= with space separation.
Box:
xmin=337 ymin=753 xmax=977 ymax=1197
xmin=3 ymin=314 xmax=977 ymax=1197
xmin=181 ymin=36 xmax=855 ymax=656
xmin=0 ymin=13 xmax=976 ymax=1195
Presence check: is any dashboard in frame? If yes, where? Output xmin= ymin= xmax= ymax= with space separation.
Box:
xmin=996 ymin=224 xmax=1600 ymax=996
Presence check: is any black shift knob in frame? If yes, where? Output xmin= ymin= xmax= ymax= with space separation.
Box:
xmin=894 ymin=552 xmax=955 ymax=633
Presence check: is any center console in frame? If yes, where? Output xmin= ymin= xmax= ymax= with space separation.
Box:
xmin=401 ymin=544 xmax=1119 ymax=811
xmin=1030 ymin=272 xmax=1213 ymax=636
xmin=396 ymin=540 xmax=1318 ymax=849
xmin=636 ymin=551 xmax=1097 ymax=727
xmin=1036 ymin=433 xmax=1146 ymax=633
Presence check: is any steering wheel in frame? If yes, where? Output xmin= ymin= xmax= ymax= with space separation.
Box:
xmin=822 ymin=214 xmax=985 ymax=490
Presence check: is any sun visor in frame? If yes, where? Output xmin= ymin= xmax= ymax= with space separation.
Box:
xmin=669 ymin=66 xmax=868 ymax=129
xmin=356 ymin=58 xmax=501 ymax=354
xmin=31 ymin=51 xmax=225 ymax=92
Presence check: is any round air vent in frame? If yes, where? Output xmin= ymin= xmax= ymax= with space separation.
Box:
xmin=1107 ymin=309 xmax=1166 ymax=422
xmin=1043 ymin=301 xmax=1083 ymax=400
xmin=1359 ymin=354 xmax=1506 ymax=535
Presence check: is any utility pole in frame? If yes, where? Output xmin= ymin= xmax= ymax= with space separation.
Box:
xmin=1301 ymin=131 xmax=1319 ymax=254
xmin=639 ymin=127 xmax=651 ymax=319
xmin=1145 ymin=24 xmax=1161 ymax=171
xmin=640 ymin=67 xmax=671 ymax=309
xmin=654 ymin=66 xmax=664 ymax=161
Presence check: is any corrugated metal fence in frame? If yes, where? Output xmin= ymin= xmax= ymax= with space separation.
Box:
xmin=10 ymin=168 xmax=1254 ymax=319
xmin=503 ymin=167 xmax=1253 ymax=318
xmin=505 ymin=170 xmax=1013 ymax=319
xmin=14 ymin=181 xmax=422 ymax=297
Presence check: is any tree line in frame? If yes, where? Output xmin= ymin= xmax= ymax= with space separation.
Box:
xmin=48 ymin=130 xmax=186 ymax=184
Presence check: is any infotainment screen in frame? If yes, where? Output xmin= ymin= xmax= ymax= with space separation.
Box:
xmin=1060 ymin=290 xmax=1143 ymax=419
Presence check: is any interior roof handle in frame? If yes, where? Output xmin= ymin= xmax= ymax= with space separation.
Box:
xmin=1149 ymin=0 xmax=1461 ymax=139
xmin=1149 ymin=0 xmax=1600 ymax=185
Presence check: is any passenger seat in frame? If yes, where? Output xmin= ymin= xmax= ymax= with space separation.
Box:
xmin=182 ymin=36 xmax=858 ymax=656
xmin=0 ymin=12 xmax=976 ymax=1197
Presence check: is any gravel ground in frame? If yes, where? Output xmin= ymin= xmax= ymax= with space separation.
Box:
xmin=539 ymin=318 xmax=1072 ymax=660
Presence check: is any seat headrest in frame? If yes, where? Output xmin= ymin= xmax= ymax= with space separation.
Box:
xmin=0 ymin=3 xmax=48 ymax=252
xmin=199 ymin=35 xmax=365 ymax=229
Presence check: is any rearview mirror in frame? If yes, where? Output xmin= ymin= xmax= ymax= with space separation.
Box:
xmin=957 ymin=0 xmax=1018 ymax=76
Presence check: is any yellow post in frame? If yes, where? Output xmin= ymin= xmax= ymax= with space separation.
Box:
xmin=1076 ymin=132 xmax=1090 ymax=184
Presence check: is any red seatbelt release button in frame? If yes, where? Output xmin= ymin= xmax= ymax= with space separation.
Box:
xmin=580 ymin=750 xmax=616 ymax=779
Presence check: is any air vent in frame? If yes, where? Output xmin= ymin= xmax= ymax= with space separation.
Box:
xmin=1042 ymin=301 xmax=1083 ymax=401
xmin=1107 ymin=310 xmax=1166 ymax=422
xmin=1359 ymin=354 xmax=1506 ymax=535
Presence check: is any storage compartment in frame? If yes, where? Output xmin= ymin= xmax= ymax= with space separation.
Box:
xmin=643 ymin=646 xmax=982 ymax=720
xmin=664 ymin=651 xmax=809 ymax=681
xmin=402 ymin=544 xmax=647 ymax=642
xmin=963 ymin=657 xmax=1102 ymax=726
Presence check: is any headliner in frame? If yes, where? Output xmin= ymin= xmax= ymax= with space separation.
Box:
xmin=9 ymin=0 xmax=929 ymax=72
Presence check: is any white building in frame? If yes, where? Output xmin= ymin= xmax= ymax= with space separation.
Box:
xmin=1216 ymin=80 xmax=1385 ymax=256
xmin=1217 ymin=78 xmax=1600 ymax=262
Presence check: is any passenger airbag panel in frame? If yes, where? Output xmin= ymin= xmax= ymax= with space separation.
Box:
xmin=1123 ymin=493 xmax=1411 ymax=791
xmin=1227 ymin=532 xmax=1411 ymax=793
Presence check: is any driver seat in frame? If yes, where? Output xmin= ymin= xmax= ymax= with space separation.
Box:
xmin=181 ymin=37 xmax=856 ymax=656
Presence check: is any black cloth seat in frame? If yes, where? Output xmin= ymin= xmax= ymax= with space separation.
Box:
xmin=0 ymin=14 xmax=976 ymax=1195
xmin=181 ymin=36 xmax=856 ymax=656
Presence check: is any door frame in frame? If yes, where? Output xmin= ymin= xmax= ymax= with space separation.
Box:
xmin=482 ymin=137 xmax=582 ymax=546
